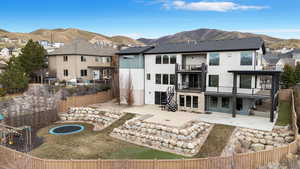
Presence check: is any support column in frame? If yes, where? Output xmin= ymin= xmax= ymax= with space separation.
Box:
xmin=270 ymin=74 xmax=277 ymax=122
xmin=201 ymin=63 xmax=206 ymax=92
xmin=175 ymin=64 xmax=178 ymax=91
xmin=232 ymin=73 xmax=237 ymax=118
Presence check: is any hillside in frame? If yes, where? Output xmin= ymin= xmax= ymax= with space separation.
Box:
xmin=0 ymin=28 xmax=143 ymax=46
xmin=138 ymin=28 xmax=300 ymax=50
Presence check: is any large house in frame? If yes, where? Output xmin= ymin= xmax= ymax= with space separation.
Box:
xmin=118 ymin=38 xmax=281 ymax=122
xmin=48 ymin=39 xmax=117 ymax=82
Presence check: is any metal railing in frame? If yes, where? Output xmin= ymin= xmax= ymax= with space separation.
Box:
xmin=177 ymin=64 xmax=207 ymax=72
xmin=178 ymin=82 xmax=202 ymax=90
xmin=262 ymin=65 xmax=283 ymax=71
xmin=206 ymin=86 xmax=271 ymax=96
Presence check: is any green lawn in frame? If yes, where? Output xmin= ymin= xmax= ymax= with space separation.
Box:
xmin=30 ymin=114 xmax=185 ymax=160
xmin=195 ymin=124 xmax=236 ymax=158
xmin=276 ymin=100 xmax=292 ymax=126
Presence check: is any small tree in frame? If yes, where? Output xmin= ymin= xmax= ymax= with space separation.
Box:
xmin=281 ymin=64 xmax=296 ymax=89
xmin=18 ymin=39 xmax=47 ymax=81
xmin=0 ymin=56 xmax=29 ymax=94
xmin=295 ymin=62 xmax=300 ymax=83
xmin=126 ymin=73 xmax=134 ymax=106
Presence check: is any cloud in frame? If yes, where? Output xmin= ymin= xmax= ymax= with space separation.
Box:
xmin=139 ymin=0 xmax=269 ymax=12
xmin=171 ymin=1 xmax=268 ymax=12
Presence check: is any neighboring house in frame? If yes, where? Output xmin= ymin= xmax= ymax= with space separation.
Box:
xmin=0 ymin=63 xmax=6 ymax=74
xmin=47 ymin=39 xmax=117 ymax=82
xmin=0 ymin=48 xmax=10 ymax=57
xmin=276 ymin=49 xmax=300 ymax=68
xmin=118 ymin=38 xmax=281 ymax=122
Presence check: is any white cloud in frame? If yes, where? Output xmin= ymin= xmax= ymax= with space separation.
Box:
xmin=171 ymin=1 xmax=268 ymax=12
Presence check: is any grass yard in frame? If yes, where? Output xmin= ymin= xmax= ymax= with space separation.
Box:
xmin=276 ymin=100 xmax=292 ymax=126
xmin=195 ymin=124 xmax=236 ymax=158
xmin=30 ymin=114 xmax=185 ymax=160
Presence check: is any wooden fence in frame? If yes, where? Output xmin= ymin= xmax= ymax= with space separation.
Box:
xmin=0 ymin=90 xmax=298 ymax=169
xmin=57 ymin=90 xmax=113 ymax=113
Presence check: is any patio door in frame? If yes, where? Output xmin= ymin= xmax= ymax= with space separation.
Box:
xmin=155 ymin=92 xmax=167 ymax=105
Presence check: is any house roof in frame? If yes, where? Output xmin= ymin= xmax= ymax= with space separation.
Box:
xmin=263 ymin=53 xmax=280 ymax=65
xmin=278 ymin=49 xmax=300 ymax=59
xmin=117 ymin=46 xmax=154 ymax=55
xmin=48 ymin=39 xmax=117 ymax=56
xmin=145 ymin=37 xmax=265 ymax=54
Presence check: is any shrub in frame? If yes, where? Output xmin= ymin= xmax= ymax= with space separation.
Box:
xmin=0 ymin=88 xmax=6 ymax=97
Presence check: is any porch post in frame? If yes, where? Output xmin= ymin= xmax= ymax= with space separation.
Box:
xmin=232 ymin=73 xmax=237 ymax=118
xmin=201 ymin=63 xmax=206 ymax=92
xmin=175 ymin=64 xmax=178 ymax=91
xmin=270 ymin=74 xmax=277 ymax=122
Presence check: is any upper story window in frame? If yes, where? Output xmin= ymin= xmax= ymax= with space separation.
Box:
xmin=163 ymin=55 xmax=169 ymax=64
xmin=170 ymin=74 xmax=176 ymax=85
xmin=63 ymin=69 xmax=68 ymax=76
xmin=209 ymin=75 xmax=219 ymax=87
xmin=80 ymin=69 xmax=88 ymax=76
xmin=147 ymin=73 xmax=151 ymax=80
xmin=81 ymin=56 xmax=87 ymax=62
xmin=240 ymin=75 xmax=252 ymax=89
xmin=106 ymin=57 xmax=111 ymax=63
xmin=155 ymin=74 xmax=161 ymax=84
xmin=63 ymin=56 xmax=68 ymax=62
xmin=156 ymin=55 xmax=162 ymax=64
xmin=209 ymin=53 xmax=220 ymax=66
xmin=170 ymin=55 xmax=176 ymax=64
xmin=240 ymin=51 xmax=253 ymax=65
xmin=163 ymin=74 xmax=169 ymax=84
xmin=95 ymin=56 xmax=100 ymax=62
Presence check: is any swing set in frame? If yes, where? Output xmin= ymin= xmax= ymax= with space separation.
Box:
xmin=0 ymin=124 xmax=32 ymax=152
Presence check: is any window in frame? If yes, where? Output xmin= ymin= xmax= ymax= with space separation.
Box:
xmin=210 ymin=96 xmax=218 ymax=108
xmin=156 ymin=55 xmax=161 ymax=64
xmin=193 ymin=96 xmax=198 ymax=108
xmin=63 ymin=69 xmax=68 ymax=76
xmin=163 ymin=74 xmax=169 ymax=85
xmin=209 ymin=75 xmax=219 ymax=87
xmin=147 ymin=73 xmax=151 ymax=80
xmin=170 ymin=74 xmax=176 ymax=85
xmin=240 ymin=51 xmax=253 ymax=65
xmin=81 ymin=56 xmax=87 ymax=62
xmin=63 ymin=56 xmax=68 ymax=62
xmin=170 ymin=55 xmax=176 ymax=64
xmin=107 ymin=57 xmax=111 ymax=62
xmin=222 ymin=97 xmax=230 ymax=108
xmin=180 ymin=95 xmax=185 ymax=107
xmin=155 ymin=92 xmax=167 ymax=105
xmin=163 ymin=55 xmax=169 ymax=64
xmin=80 ymin=69 xmax=88 ymax=76
xmin=240 ymin=75 xmax=252 ymax=89
xmin=155 ymin=74 xmax=161 ymax=84
xmin=209 ymin=53 xmax=219 ymax=66
xmin=186 ymin=96 xmax=191 ymax=107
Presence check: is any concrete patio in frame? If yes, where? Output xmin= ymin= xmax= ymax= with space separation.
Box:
xmin=122 ymin=105 xmax=276 ymax=131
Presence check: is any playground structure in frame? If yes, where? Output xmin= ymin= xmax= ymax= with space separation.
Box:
xmin=0 ymin=123 xmax=32 ymax=152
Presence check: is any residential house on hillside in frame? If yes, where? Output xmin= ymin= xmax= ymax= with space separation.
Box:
xmin=0 ymin=63 xmax=6 ymax=74
xmin=118 ymin=38 xmax=281 ymax=122
xmin=276 ymin=49 xmax=300 ymax=68
xmin=0 ymin=48 xmax=10 ymax=57
xmin=47 ymin=39 xmax=117 ymax=82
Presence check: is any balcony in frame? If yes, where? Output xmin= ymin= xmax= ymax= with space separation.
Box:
xmin=176 ymin=64 xmax=207 ymax=73
xmin=178 ymin=82 xmax=202 ymax=92
xmin=205 ymin=86 xmax=271 ymax=98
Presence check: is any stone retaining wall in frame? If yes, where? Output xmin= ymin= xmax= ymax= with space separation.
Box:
xmin=59 ymin=107 xmax=124 ymax=131
xmin=223 ymin=126 xmax=295 ymax=155
xmin=111 ymin=117 xmax=213 ymax=156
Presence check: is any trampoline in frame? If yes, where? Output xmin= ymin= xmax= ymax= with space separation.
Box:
xmin=49 ymin=124 xmax=85 ymax=135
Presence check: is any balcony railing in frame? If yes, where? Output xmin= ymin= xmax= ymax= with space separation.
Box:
xmin=262 ymin=65 xmax=283 ymax=71
xmin=177 ymin=64 xmax=207 ymax=72
xmin=178 ymin=82 xmax=202 ymax=91
xmin=206 ymin=86 xmax=271 ymax=96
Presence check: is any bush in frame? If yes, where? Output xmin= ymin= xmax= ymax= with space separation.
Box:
xmin=0 ymin=88 xmax=7 ymax=97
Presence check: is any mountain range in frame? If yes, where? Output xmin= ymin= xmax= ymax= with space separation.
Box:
xmin=1 ymin=28 xmax=300 ymax=50
xmin=138 ymin=28 xmax=300 ymax=50
xmin=0 ymin=28 xmax=143 ymax=47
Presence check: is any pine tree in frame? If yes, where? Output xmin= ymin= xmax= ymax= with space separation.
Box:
xmin=281 ymin=64 xmax=296 ymax=88
xmin=295 ymin=62 xmax=300 ymax=84
xmin=18 ymin=39 xmax=47 ymax=80
xmin=0 ymin=56 xmax=29 ymax=94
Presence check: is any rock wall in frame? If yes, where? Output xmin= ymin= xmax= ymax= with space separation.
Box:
xmin=224 ymin=126 xmax=294 ymax=155
xmin=111 ymin=118 xmax=213 ymax=156
xmin=59 ymin=107 xmax=124 ymax=131
xmin=0 ymin=84 xmax=61 ymax=119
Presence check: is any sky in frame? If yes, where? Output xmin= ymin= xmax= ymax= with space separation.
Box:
xmin=0 ymin=0 xmax=300 ymax=39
